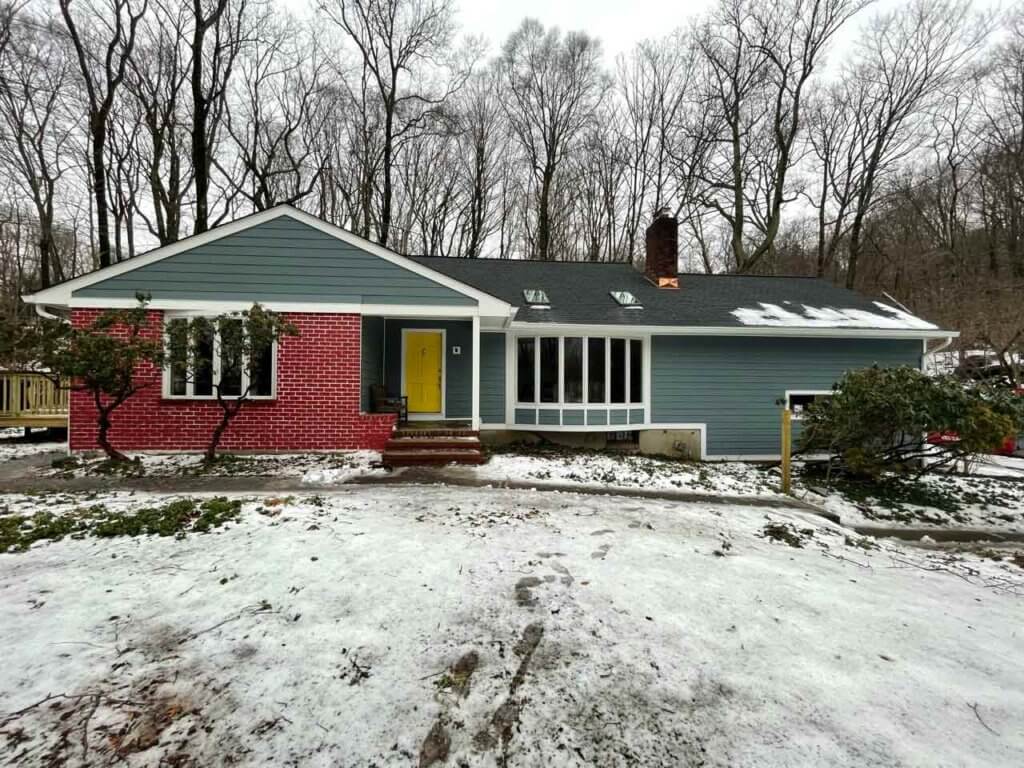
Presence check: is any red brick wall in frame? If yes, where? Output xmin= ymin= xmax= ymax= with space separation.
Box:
xmin=68 ymin=309 xmax=396 ymax=452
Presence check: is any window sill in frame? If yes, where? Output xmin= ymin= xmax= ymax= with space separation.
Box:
xmin=514 ymin=403 xmax=645 ymax=408
xmin=161 ymin=395 xmax=278 ymax=402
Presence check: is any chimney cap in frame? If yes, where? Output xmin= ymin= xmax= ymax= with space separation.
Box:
xmin=653 ymin=206 xmax=674 ymax=220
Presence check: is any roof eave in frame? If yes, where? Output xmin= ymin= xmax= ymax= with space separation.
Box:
xmin=506 ymin=319 xmax=957 ymax=339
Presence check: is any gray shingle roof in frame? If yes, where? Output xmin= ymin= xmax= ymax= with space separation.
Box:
xmin=408 ymin=257 xmax=943 ymax=331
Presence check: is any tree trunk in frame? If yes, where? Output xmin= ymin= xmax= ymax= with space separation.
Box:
xmin=729 ymin=117 xmax=745 ymax=271
xmin=846 ymin=207 xmax=866 ymax=289
xmin=205 ymin=401 xmax=239 ymax=461
xmin=537 ymin=166 xmax=554 ymax=261
xmin=95 ymin=405 xmax=128 ymax=462
xmin=379 ymin=106 xmax=395 ymax=247
xmin=91 ymin=119 xmax=112 ymax=267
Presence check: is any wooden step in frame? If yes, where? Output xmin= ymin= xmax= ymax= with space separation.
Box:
xmin=385 ymin=436 xmax=482 ymax=451
xmin=393 ymin=428 xmax=479 ymax=439
xmin=382 ymin=448 xmax=485 ymax=467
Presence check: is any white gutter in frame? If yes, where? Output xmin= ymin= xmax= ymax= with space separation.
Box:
xmin=33 ymin=304 xmax=65 ymax=321
xmin=506 ymin=320 xmax=959 ymax=340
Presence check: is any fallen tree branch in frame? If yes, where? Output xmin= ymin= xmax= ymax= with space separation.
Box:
xmin=968 ymin=701 xmax=999 ymax=736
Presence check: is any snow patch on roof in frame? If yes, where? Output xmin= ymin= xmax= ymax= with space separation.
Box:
xmin=730 ymin=301 xmax=937 ymax=330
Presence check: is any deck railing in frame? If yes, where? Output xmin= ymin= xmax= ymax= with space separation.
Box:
xmin=0 ymin=372 xmax=69 ymax=428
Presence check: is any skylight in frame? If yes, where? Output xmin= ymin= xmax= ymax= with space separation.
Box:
xmin=610 ymin=290 xmax=642 ymax=309
xmin=523 ymin=288 xmax=550 ymax=308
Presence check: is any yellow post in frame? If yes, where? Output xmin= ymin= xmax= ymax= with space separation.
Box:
xmin=780 ymin=408 xmax=792 ymax=495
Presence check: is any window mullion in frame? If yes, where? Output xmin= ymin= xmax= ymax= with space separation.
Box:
xmin=241 ymin=330 xmax=250 ymax=396
xmin=625 ymin=339 xmax=631 ymax=404
xmin=557 ymin=337 xmax=564 ymax=405
xmin=186 ymin=322 xmax=194 ymax=397
xmin=604 ymin=338 xmax=610 ymax=405
xmin=582 ymin=336 xmax=588 ymax=404
xmin=536 ymin=335 xmax=544 ymax=409
xmin=213 ymin=322 xmax=222 ymax=399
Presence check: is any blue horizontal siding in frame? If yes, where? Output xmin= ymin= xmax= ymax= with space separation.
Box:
xmin=361 ymin=317 xmax=385 ymax=411
xmin=480 ymin=333 xmax=506 ymax=424
xmin=651 ymin=336 xmax=922 ymax=456
xmin=74 ymin=216 xmax=475 ymax=306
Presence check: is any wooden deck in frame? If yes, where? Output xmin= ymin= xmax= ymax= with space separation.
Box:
xmin=0 ymin=372 xmax=68 ymax=429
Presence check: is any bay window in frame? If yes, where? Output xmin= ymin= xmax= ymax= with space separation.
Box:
xmin=165 ymin=316 xmax=276 ymax=399
xmin=564 ymin=338 xmax=583 ymax=403
xmin=516 ymin=337 xmax=535 ymax=403
xmin=515 ymin=335 xmax=645 ymax=406
xmin=587 ymin=338 xmax=605 ymax=403
xmin=539 ymin=337 xmax=559 ymax=403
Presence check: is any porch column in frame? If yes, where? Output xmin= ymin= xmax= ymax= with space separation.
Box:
xmin=471 ymin=314 xmax=481 ymax=430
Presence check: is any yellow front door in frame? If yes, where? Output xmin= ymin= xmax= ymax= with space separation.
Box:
xmin=404 ymin=331 xmax=443 ymax=414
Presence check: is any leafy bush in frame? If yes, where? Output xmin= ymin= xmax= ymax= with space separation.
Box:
xmin=799 ymin=366 xmax=1024 ymax=477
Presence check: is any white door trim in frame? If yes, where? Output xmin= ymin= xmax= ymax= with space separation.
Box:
xmin=400 ymin=328 xmax=447 ymax=420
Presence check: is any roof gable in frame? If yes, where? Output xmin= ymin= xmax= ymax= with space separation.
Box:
xmin=74 ymin=215 xmax=473 ymax=306
xmin=24 ymin=207 xmax=510 ymax=315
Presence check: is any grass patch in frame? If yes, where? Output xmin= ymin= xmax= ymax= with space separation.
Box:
xmin=1 ymin=497 xmax=243 ymax=553
xmin=759 ymin=521 xmax=815 ymax=548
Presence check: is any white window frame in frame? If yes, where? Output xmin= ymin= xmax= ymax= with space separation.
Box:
xmin=784 ymin=390 xmax=832 ymax=420
xmin=162 ymin=313 xmax=278 ymax=401
xmin=514 ymin=334 xmax=645 ymax=408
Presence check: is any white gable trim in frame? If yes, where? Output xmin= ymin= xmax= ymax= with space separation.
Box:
xmin=22 ymin=205 xmax=512 ymax=316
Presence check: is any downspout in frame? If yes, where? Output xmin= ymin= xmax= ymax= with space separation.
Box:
xmin=923 ymin=336 xmax=955 ymax=375
xmin=33 ymin=304 xmax=67 ymax=321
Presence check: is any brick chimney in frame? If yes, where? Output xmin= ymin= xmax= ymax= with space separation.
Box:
xmin=644 ymin=208 xmax=679 ymax=289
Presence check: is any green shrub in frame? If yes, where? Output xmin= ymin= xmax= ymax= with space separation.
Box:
xmin=800 ymin=366 xmax=1024 ymax=478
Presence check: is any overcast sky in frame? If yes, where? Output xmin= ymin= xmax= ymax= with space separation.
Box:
xmin=283 ymin=0 xmax=1003 ymax=66
xmin=455 ymin=0 xmax=716 ymax=59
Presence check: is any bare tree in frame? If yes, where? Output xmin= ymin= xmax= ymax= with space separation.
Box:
xmin=616 ymin=34 xmax=692 ymax=264
xmin=500 ymin=19 xmax=608 ymax=260
xmin=126 ymin=0 xmax=193 ymax=245
xmin=318 ymin=0 xmax=468 ymax=247
xmin=58 ymin=0 xmax=147 ymax=267
xmin=692 ymin=0 xmax=868 ymax=274
xmin=841 ymin=0 xmax=992 ymax=288
xmin=221 ymin=13 xmax=330 ymax=210
xmin=452 ymin=66 xmax=504 ymax=258
xmin=188 ymin=0 xmax=257 ymax=233
xmin=0 ymin=9 xmax=78 ymax=287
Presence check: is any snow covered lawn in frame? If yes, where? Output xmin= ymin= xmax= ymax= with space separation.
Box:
xmin=803 ymin=468 xmax=1024 ymax=533
xmin=41 ymin=450 xmax=387 ymax=484
xmin=475 ymin=449 xmax=782 ymax=498
xmin=1 ymin=486 xmax=1022 ymax=767
xmin=0 ymin=428 xmax=65 ymax=463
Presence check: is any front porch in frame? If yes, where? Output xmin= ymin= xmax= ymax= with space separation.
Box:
xmin=0 ymin=372 xmax=69 ymax=429
xmin=361 ymin=315 xmax=483 ymax=430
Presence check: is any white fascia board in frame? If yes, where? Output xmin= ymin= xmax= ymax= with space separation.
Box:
xmin=24 ymin=205 xmax=512 ymax=316
xmin=507 ymin=320 xmax=958 ymax=340
xmin=64 ymin=297 xmax=495 ymax=317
